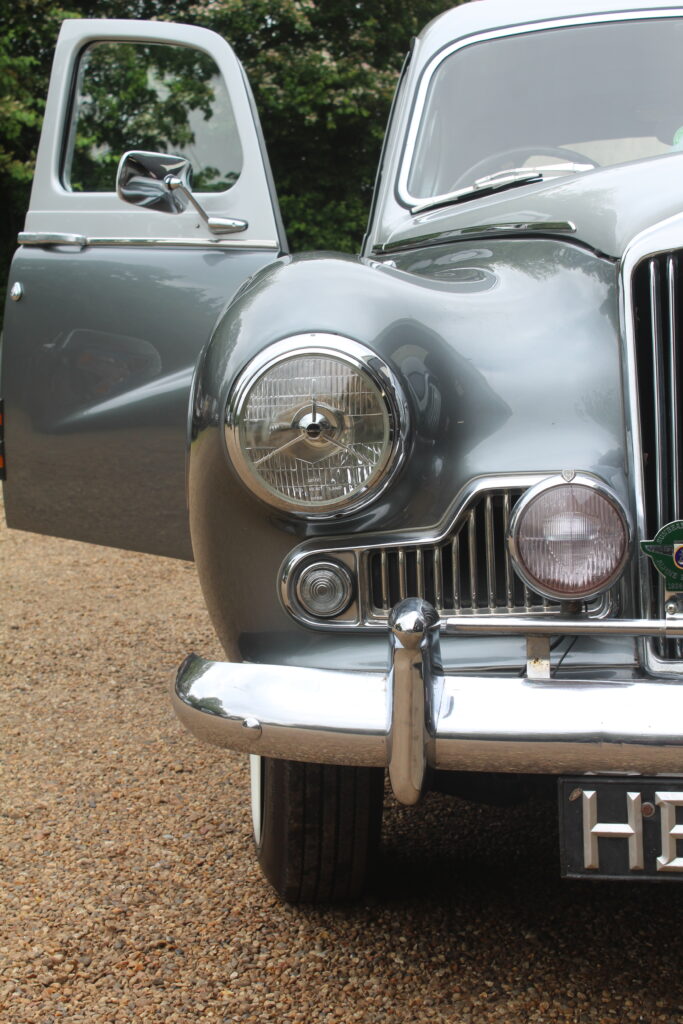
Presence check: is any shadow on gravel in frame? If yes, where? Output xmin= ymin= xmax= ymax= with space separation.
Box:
xmin=357 ymin=790 xmax=683 ymax=1020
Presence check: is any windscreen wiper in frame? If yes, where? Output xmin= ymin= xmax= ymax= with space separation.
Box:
xmin=412 ymin=162 xmax=594 ymax=215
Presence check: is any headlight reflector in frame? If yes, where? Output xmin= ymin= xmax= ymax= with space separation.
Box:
xmin=509 ymin=475 xmax=630 ymax=600
xmin=225 ymin=334 xmax=407 ymax=515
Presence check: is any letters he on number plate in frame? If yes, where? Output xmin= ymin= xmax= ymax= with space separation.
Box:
xmin=559 ymin=778 xmax=683 ymax=880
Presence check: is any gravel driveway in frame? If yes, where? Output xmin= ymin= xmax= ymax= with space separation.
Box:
xmin=3 ymin=512 xmax=683 ymax=1023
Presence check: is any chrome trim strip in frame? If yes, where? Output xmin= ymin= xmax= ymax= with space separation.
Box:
xmin=18 ymin=232 xmax=86 ymax=247
xmin=18 ymin=231 xmax=279 ymax=250
xmin=398 ymin=10 xmax=683 ymax=208
xmin=442 ymin=615 xmax=683 ymax=638
xmin=374 ymin=222 xmax=577 ymax=255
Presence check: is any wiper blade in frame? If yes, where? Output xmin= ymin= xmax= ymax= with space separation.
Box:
xmin=411 ymin=161 xmax=594 ymax=215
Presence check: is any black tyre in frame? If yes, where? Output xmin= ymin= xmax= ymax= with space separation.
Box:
xmin=250 ymin=755 xmax=384 ymax=904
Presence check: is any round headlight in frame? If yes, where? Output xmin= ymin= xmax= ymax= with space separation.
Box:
xmin=508 ymin=475 xmax=630 ymax=601
xmin=225 ymin=334 xmax=407 ymax=515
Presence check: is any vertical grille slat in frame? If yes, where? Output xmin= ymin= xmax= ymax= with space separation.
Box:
xmin=468 ymin=509 xmax=478 ymax=609
xmin=633 ymin=250 xmax=683 ymax=660
xmin=503 ymin=490 xmax=515 ymax=610
xmin=433 ymin=548 xmax=443 ymax=610
xmin=452 ymin=534 xmax=461 ymax=611
xmin=380 ymin=551 xmax=389 ymax=612
xmin=365 ymin=486 xmax=588 ymax=618
xmin=485 ymin=495 xmax=496 ymax=611
xmin=398 ymin=548 xmax=407 ymax=601
xmin=650 ymin=260 xmax=668 ymax=550
xmin=668 ymin=254 xmax=680 ymax=521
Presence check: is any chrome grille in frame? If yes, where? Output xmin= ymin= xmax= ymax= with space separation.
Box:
xmin=633 ymin=251 xmax=683 ymax=659
xmin=367 ymin=488 xmax=559 ymax=617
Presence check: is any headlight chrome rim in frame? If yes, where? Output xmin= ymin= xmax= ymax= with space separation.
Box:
xmin=508 ymin=473 xmax=631 ymax=602
xmin=224 ymin=333 xmax=409 ymax=517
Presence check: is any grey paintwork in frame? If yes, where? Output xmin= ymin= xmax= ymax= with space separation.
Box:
xmin=2 ymin=245 xmax=275 ymax=558
xmin=2 ymin=18 xmax=285 ymax=558
xmin=375 ymin=153 xmax=683 ymax=260
xmin=2 ymin=1 xmax=681 ymax=672
xmin=188 ymin=239 xmax=629 ymax=666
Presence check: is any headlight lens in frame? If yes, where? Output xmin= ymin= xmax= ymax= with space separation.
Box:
xmin=509 ymin=475 xmax=630 ymax=600
xmin=225 ymin=334 xmax=407 ymax=515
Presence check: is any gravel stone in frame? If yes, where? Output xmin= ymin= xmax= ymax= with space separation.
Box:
xmin=3 ymin=504 xmax=683 ymax=1022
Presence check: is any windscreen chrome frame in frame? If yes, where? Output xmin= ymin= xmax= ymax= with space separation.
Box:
xmin=397 ymin=8 xmax=682 ymax=210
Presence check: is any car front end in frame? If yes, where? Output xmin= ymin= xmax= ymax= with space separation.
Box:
xmin=173 ymin=0 xmax=683 ymax=891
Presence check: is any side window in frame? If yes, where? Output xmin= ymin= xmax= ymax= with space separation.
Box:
xmin=63 ymin=41 xmax=243 ymax=193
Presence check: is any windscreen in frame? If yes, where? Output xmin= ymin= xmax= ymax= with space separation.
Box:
xmin=407 ymin=18 xmax=683 ymax=201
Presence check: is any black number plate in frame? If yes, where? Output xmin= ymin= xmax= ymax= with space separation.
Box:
xmin=559 ymin=777 xmax=683 ymax=880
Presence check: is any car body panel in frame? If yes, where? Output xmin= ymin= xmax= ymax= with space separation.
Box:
xmin=6 ymin=4 xmax=683 ymax=852
xmin=2 ymin=19 xmax=284 ymax=558
xmin=187 ymin=239 xmax=628 ymax=660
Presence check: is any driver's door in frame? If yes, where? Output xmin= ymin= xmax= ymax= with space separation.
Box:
xmin=2 ymin=19 xmax=286 ymax=559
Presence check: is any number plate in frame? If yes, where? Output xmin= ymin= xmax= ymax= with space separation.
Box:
xmin=559 ymin=777 xmax=683 ymax=880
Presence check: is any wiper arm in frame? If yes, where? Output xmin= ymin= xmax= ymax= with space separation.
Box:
xmin=412 ymin=162 xmax=594 ymax=215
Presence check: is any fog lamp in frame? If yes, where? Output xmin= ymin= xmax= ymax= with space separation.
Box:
xmin=295 ymin=560 xmax=354 ymax=618
xmin=508 ymin=475 xmax=630 ymax=601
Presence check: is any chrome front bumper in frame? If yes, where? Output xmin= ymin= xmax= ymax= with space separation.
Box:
xmin=172 ymin=600 xmax=683 ymax=805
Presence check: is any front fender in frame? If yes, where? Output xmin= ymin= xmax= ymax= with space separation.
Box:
xmin=187 ymin=241 xmax=627 ymax=664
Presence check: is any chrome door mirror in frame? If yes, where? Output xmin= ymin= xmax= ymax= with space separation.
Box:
xmin=116 ymin=151 xmax=193 ymax=214
xmin=116 ymin=150 xmax=248 ymax=234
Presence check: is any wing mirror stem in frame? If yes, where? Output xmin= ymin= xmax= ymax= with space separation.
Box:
xmin=164 ymin=175 xmax=247 ymax=235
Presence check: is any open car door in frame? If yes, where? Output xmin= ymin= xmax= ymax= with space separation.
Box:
xmin=2 ymin=19 xmax=286 ymax=559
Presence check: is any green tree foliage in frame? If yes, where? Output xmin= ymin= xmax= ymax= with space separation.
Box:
xmin=185 ymin=0 xmax=456 ymax=251
xmin=0 ymin=0 xmax=459 ymax=304
xmin=0 ymin=2 xmax=78 ymax=301
xmin=69 ymin=42 xmax=238 ymax=192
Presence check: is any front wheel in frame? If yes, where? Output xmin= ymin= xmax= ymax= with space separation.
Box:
xmin=250 ymin=755 xmax=384 ymax=904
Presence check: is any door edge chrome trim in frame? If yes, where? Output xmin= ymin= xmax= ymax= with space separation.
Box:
xmin=18 ymin=231 xmax=279 ymax=251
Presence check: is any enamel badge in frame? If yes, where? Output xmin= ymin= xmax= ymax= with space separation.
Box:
xmin=641 ymin=521 xmax=683 ymax=588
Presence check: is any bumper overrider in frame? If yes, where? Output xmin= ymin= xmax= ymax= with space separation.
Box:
xmin=172 ymin=599 xmax=683 ymax=805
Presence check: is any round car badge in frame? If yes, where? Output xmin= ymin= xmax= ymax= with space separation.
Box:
xmin=641 ymin=521 xmax=683 ymax=588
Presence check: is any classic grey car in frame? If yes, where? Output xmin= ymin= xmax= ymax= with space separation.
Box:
xmin=6 ymin=0 xmax=683 ymax=901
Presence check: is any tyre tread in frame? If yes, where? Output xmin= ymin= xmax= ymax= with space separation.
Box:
xmin=256 ymin=758 xmax=383 ymax=904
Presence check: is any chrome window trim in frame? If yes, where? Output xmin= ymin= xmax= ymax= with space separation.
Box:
xmin=620 ymin=210 xmax=683 ymax=676
xmin=18 ymin=232 xmax=279 ymax=251
xmin=224 ymin=333 xmax=410 ymax=518
xmin=398 ymin=8 xmax=683 ymax=209
xmin=507 ymin=472 xmax=632 ymax=602
xmin=280 ymin=472 xmax=560 ymax=631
